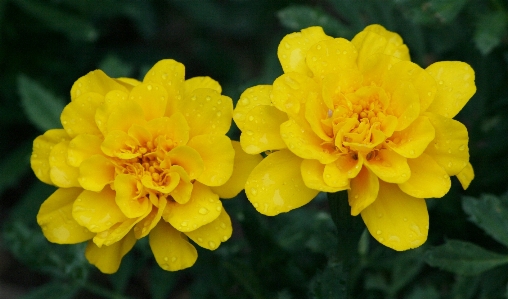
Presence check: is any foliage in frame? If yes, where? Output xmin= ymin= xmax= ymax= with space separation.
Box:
xmin=1 ymin=0 xmax=508 ymax=298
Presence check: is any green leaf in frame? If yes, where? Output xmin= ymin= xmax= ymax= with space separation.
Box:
xmin=149 ymin=265 xmax=177 ymax=299
xmin=277 ymin=5 xmax=353 ymax=38
xmin=450 ymin=276 xmax=480 ymax=299
xmin=0 ymin=141 xmax=31 ymax=196
xmin=98 ymin=55 xmax=134 ymax=78
xmin=474 ymin=11 xmax=508 ymax=55
xmin=308 ymin=262 xmax=346 ymax=299
xmin=17 ymin=74 xmax=66 ymax=131
xmin=424 ymin=240 xmax=508 ymax=275
xmin=20 ymin=282 xmax=78 ymax=299
xmin=394 ymin=0 xmax=468 ymax=24
xmin=462 ymin=194 xmax=508 ymax=247
xmin=223 ymin=260 xmax=266 ymax=299
xmin=13 ymin=0 xmax=98 ymax=42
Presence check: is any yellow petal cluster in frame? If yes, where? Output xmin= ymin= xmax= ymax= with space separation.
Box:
xmin=31 ymin=59 xmax=260 ymax=273
xmin=234 ymin=25 xmax=476 ymax=251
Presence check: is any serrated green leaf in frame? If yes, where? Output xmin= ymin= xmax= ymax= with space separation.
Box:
xmin=277 ymin=5 xmax=353 ymax=38
xmin=17 ymin=74 xmax=65 ymax=132
xmin=13 ymin=0 xmax=98 ymax=41
xmin=474 ymin=11 xmax=508 ymax=55
xmin=20 ymin=281 xmax=78 ymax=299
xmin=0 ymin=141 xmax=31 ymax=196
xmin=308 ymin=262 xmax=346 ymax=299
xmin=425 ymin=240 xmax=508 ymax=275
xmin=462 ymin=194 xmax=508 ymax=247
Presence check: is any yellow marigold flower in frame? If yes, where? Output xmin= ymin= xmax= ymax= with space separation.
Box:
xmin=234 ymin=25 xmax=476 ymax=251
xmin=31 ymin=59 xmax=261 ymax=273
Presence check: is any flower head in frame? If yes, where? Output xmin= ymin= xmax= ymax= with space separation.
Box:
xmin=234 ymin=25 xmax=475 ymax=251
xmin=31 ymin=59 xmax=259 ymax=273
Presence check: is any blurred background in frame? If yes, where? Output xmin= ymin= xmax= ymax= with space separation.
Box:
xmin=1 ymin=0 xmax=508 ymax=298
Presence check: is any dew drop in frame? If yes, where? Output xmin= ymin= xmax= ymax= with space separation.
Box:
xmin=199 ymin=208 xmax=209 ymax=215
xmin=164 ymin=256 xmax=168 ymax=262
xmin=354 ymin=195 xmax=359 ymax=199
xmin=181 ymin=221 xmax=188 ymax=227
xmin=253 ymin=202 xmax=259 ymax=208
xmin=458 ymin=144 xmax=465 ymax=151
xmin=246 ymin=130 xmax=254 ymax=136
xmin=377 ymin=213 xmax=383 ymax=218
xmin=216 ymin=206 xmax=221 ymax=211
xmin=147 ymin=84 xmax=153 ymax=91
xmin=379 ymin=237 xmax=385 ymax=242
xmin=409 ymin=150 xmax=415 ymax=155
xmin=376 ymin=230 xmax=382 ymax=235
xmin=198 ymin=237 xmax=203 ymax=242
xmin=209 ymin=241 xmax=216 ymax=249
xmin=403 ymin=218 xmax=407 ymax=222
xmin=248 ymin=115 xmax=254 ymax=121
xmin=206 ymin=96 xmax=211 ymax=101
xmin=171 ymin=256 xmax=177 ymax=262
xmin=222 ymin=235 xmax=228 ymax=241
xmin=251 ymin=188 xmax=258 ymax=195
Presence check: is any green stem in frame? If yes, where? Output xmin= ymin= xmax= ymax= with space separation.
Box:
xmin=327 ymin=191 xmax=364 ymax=299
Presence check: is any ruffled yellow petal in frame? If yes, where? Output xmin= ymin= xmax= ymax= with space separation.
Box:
xmin=184 ymin=76 xmax=222 ymax=99
xmin=49 ymin=141 xmax=80 ymax=188
xmin=179 ymin=88 xmax=233 ymax=138
xmin=364 ymin=149 xmax=410 ymax=183
xmin=306 ymin=38 xmax=358 ymax=81
xmin=425 ymin=61 xmax=476 ymax=118
xmin=106 ymin=99 xmax=147 ymax=133
xmin=73 ymin=187 xmax=127 ymax=233
xmin=233 ymin=85 xmax=273 ymax=131
xmin=146 ymin=112 xmax=189 ymax=148
xmin=114 ymin=174 xmax=151 ymax=218
xmin=278 ymin=26 xmax=332 ymax=76
xmin=37 ymin=188 xmax=94 ymax=244
xmin=70 ymin=70 xmax=128 ymax=101
xmin=322 ymin=159 xmax=353 ymax=188
xmin=423 ymin=112 xmax=469 ymax=176
xmin=169 ymin=165 xmax=193 ymax=204
xmin=31 ymin=129 xmax=70 ymax=185
xmin=167 ymin=145 xmax=204 ymax=180
xmin=272 ymin=72 xmax=318 ymax=115
xmin=280 ymin=118 xmax=337 ymax=164
xmin=85 ymin=230 xmax=136 ymax=274
xmin=388 ymin=81 xmax=420 ymax=131
xmin=301 ymin=159 xmax=347 ymax=192
xmin=457 ymin=162 xmax=474 ymax=190
xmin=101 ymin=130 xmax=139 ymax=159
xmin=95 ymin=90 xmax=129 ymax=134
xmin=398 ymin=153 xmax=451 ymax=198
xmin=187 ymin=135 xmax=235 ymax=186
xmin=143 ymin=59 xmax=185 ymax=117
xmin=149 ymin=221 xmax=197 ymax=271
xmin=185 ymin=209 xmax=232 ymax=250
xmin=245 ymin=150 xmax=319 ymax=216
xmin=61 ymin=93 xmax=103 ymax=137
xmin=211 ymin=141 xmax=263 ymax=199
xmin=387 ymin=116 xmax=435 ymax=158
xmin=361 ymin=181 xmax=428 ymax=251
xmin=239 ymin=105 xmax=288 ymax=154
xmin=352 ymin=24 xmax=410 ymax=67
xmin=348 ymin=166 xmax=379 ymax=216
xmin=128 ymin=82 xmax=168 ymax=121
xmin=67 ymin=134 xmax=103 ymax=167
xmin=163 ymin=182 xmax=222 ymax=232
xmin=115 ymin=77 xmax=141 ymax=88
xmin=134 ymin=196 xmax=167 ymax=239
xmin=304 ymin=90 xmax=333 ymax=142
xmin=78 ymin=154 xmax=115 ymax=192
xmin=358 ymin=53 xmax=402 ymax=87
xmin=383 ymin=60 xmax=437 ymax=113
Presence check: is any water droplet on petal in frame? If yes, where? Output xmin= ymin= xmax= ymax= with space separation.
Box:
xmin=458 ymin=144 xmax=465 ymax=151
xmin=181 ymin=221 xmax=188 ymax=227
xmin=376 ymin=230 xmax=382 ymax=235
xmin=199 ymin=208 xmax=209 ymax=215
xmin=208 ymin=241 xmax=216 ymax=249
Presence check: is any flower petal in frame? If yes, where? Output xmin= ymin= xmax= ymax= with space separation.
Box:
xmin=114 ymin=174 xmax=152 ymax=218
xmin=85 ymin=230 xmax=136 ymax=274
xmin=37 ymin=188 xmax=94 ymax=244
xmin=187 ymin=134 xmax=235 ymax=186
xmin=49 ymin=141 xmax=80 ymax=188
xmin=388 ymin=81 xmax=420 ymax=131
xmin=170 ymin=165 xmax=193 ymax=204
xmin=245 ymin=150 xmax=319 ymax=216
xmin=167 ymin=145 xmax=204 ymax=180
xmin=358 ymin=53 xmax=402 ymax=87
xmin=423 ymin=112 xmax=469 ymax=176
xmin=278 ymin=26 xmax=332 ymax=76
xmin=240 ymin=104 xmax=288 ymax=154
xmin=149 ymin=221 xmax=197 ymax=271
xmin=163 ymin=182 xmax=222 ymax=232
xmin=364 ymin=149 xmax=410 ymax=183
xmin=179 ymin=88 xmax=233 ymax=138
xmin=211 ymin=141 xmax=263 ymax=199
xmin=61 ymin=93 xmax=103 ymax=137
xmin=73 ymin=186 xmax=127 ymax=233
xmin=306 ymin=38 xmax=358 ymax=81
xmin=301 ymin=159 xmax=347 ymax=192
xmin=387 ymin=116 xmax=435 ymax=158
xmin=352 ymin=24 xmax=410 ymax=67
xmin=234 ymin=85 xmax=273 ymax=131
xmin=425 ymin=61 xmax=476 ymax=118
xmin=185 ymin=209 xmax=232 ymax=250
xmin=101 ymin=130 xmax=139 ymax=159
xmin=398 ymin=153 xmax=451 ymax=198
xmin=272 ymin=72 xmax=318 ymax=115
xmin=134 ymin=196 xmax=167 ymax=239
xmin=184 ymin=76 xmax=221 ymax=99
xmin=146 ymin=112 xmax=190 ymax=147
xmin=361 ymin=181 xmax=428 ymax=251
xmin=304 ymin=89 xmax=333 ymax=142
xmin=70 ymin=70 xmax=128 ymax=101
xmin=129 ymin=82 xmax=168 ymax=121
xmin=348 ymin=166 xmax=379 ymax=216
xmin=106 ymin=99 xmax=147 ymax=133
xmin=143 ymin=59 xmax=185 ymax=117
xmin=31 ymin=129 xmax=70 ymax=185
xmin=95 ymin=90 xmax=129 ymax=134
xmin=457 ymin=162 xmax=474 ymax=190
xmin=67 ymin=134 xmax=103 ymax=167
xmin=78 ymin=154 xmax=115 ymax=192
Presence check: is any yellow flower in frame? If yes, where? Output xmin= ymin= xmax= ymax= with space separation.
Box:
xmin=234 ymin=25 xmax=476 ymax=251
xmin=31 ymin=59 xmax=261 ymax=273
